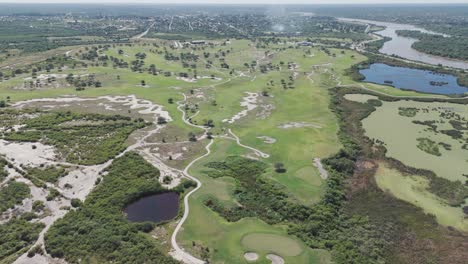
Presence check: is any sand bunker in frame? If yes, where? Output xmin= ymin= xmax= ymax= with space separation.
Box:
xmin=257 ymin=136 xmax=276 ymax=144
xmin=278 ymin=121 xmax=322 ymax=129
xmin=244 ymin=252 xmax=259 ymax=261
xmin=223 ymin=92 xmax=259 ymax=124
xmin=266 ymin=254 xmax=285 ymax=264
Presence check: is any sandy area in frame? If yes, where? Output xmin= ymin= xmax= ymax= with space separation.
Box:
xmin=58 ymin=163 xmax=111 ymax=200
xmin=12 ymin=95 xmax=171 ymax=124
xmin=257 ymin=136 xmax=276 ymax=144
xmin=278 ymin=121 xmax=322 ymax=129
xmin=0 ymin=140 xmax=57 ymax=167
xmin=23 ymin=74 xmax=68 ymax=81
xmin=266 ymin=254 xmax=285 ymax=264
xmin=138 ymin=147 xmax=183 ymax=189
xmin=313 ymin=158 xmax=329 ymax=180
xmin=222 ymin=92 xmax=259 ymax=124
xmin=244 ymin=252 xmax=259 ymax=261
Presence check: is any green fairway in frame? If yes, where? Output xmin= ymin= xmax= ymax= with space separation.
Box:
xmin=241 ymin=233 xmax=303 ymax=257
xmin=178 ymin=138 xmax=331 ymax=264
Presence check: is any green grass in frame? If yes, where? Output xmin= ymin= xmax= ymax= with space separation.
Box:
xmin=0 ymin=40 xmax=363 ymax=264
xmin=375 ymin=163 xmax=468 ymax=232
xmin=241 ymin=233 xmax=303 ymax=257
xmin=179 ymin=138 xmax=331 ymax=264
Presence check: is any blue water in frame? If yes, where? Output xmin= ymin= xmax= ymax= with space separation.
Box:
xmin=359 ymin=63 xmax=468 ymax=95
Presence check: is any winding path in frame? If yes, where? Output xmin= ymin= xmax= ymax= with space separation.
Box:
xmin=228 ymin=129 xmax=269 ymax=158
xmin=170 ymin=139 xmax=213 ymax=264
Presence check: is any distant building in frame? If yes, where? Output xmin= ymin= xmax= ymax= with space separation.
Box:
xmin=190 ymin=40 xmax=206 ymax=45
xmin=297 ymin=41 xmax=313 ymax=46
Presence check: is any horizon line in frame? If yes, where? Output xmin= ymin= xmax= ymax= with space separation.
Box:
xmin=0 ymin=2 xmax=467 ymax=5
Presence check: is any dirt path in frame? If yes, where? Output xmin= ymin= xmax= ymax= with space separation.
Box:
xmin=228 ymin=129 xmax=269 ymax=158
xmin=170 ymin=140 xmax=213 ymax=264
xmin=132 ymin=22 xmax=155 ymax=39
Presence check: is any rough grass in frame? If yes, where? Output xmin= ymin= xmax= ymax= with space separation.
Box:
xmin=241 ymin=233 xmax=303 ymax=257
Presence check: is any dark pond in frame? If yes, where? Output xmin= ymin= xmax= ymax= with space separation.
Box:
xmin=359 ymin=63 xmax=468 ymax=95
xmin=124 ymin=192 xmax=179 ymax=222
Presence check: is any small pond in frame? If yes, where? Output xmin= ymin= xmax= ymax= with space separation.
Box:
xmin=124 ymin=192 xmax=179 ymax=222
xmin=359 ymin=63 xmax=468 ymax=95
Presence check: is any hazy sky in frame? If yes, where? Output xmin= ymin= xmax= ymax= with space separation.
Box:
xmin=0 ymin=0 xmax=467 ymax=4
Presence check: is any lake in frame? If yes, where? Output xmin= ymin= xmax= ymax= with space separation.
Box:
xmin=360 ymin=63 xmax=468 ymax=95
xmin=338 ymin=17 xmax=468 ymax=70
xmin=124 ymin=192 xmax=179 ymax=222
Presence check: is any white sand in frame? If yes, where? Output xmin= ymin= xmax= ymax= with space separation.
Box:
xmin=257 ymin=136 xmax=276 ymax=144
xmin=58 ymin=162 xmax=111 ymax=200
xmin=139 ymin=147 xmax=183 ymax=189
xmin=244 ymin=252 xmax=259 ymax=261
xmin=0 ymin=140 xmax=57 ymax=167
xmin=13 ymin=95 xmax=172 ymax=124
xmin=266 ymin=254 xmax=285 ymax=264
xmin=313 ymin=158 xmax=329 ymax=180
xmin=222 ymin=92 xmax=259 ymax=124
xmin=278 ymin=121 xmax=322 ymax=129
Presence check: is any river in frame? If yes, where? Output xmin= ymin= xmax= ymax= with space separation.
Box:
xmin=338 ymin=17 xmax=468 ymax=70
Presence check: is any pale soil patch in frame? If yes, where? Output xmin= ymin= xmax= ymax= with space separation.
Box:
xmin=14 ymin=252 xmax=67 ymax=264
xmin=23 ymin=74 xmax=68 ymax=81
xmin=266 ymin=254 xmax=285 ymax=264
xmin=277 ymin=122 xmax=322 ymax=129
xmin=0 ymin=140 xmax=57 ymax=167
xmin=176 ymin=77 xmax=197 ymax=83
xmin=138 ymin=147 xmax=183 ymax=189
xmin=12 ymin=95 xmax=172 ymax=124
xmin=244 ymin=252 xmax=259 ymax=261
xmin=58 ymin=163 xmax=110 ymax=200
xmin=313 ymin=158 xmax=328 ymax=180
xmin=344 ymin=93 xmax=379 ymax=103
xmin=222 ymin=92 xmax=259 ymax=124
xmin=256 ymin=96 xmax=275 ymax=120
xmin=257 ymin=136 xmax=276 ymax=144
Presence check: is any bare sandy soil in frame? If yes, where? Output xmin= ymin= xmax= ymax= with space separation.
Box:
xmin=257 ymin=136 xmax=277 ymax=144
xmin=266 ymin=254 xmax=285 ymax=264
xmin=313 ymin=158 xmax=329 ymax=180
xmin=277 ymin=121 xmax=322 ymax=129
xmin=0 ymin=140 xmax=57 ymax=167
xmin=222 ymin=92 xmax=259 ymax=124
xmin=244 ymin=252 xmax=259 ymax=261
xmin=3 ymin=95 xmax=185 ymax=263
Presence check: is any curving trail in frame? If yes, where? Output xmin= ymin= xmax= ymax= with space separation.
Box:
xmin=228 ymin=129 xmax=269 ymax=158
xmin=170 ymin=139 xmax=213 ymax=264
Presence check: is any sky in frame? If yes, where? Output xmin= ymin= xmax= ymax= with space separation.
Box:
xmin=0 ymin=0 xmax=467 ymax=4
